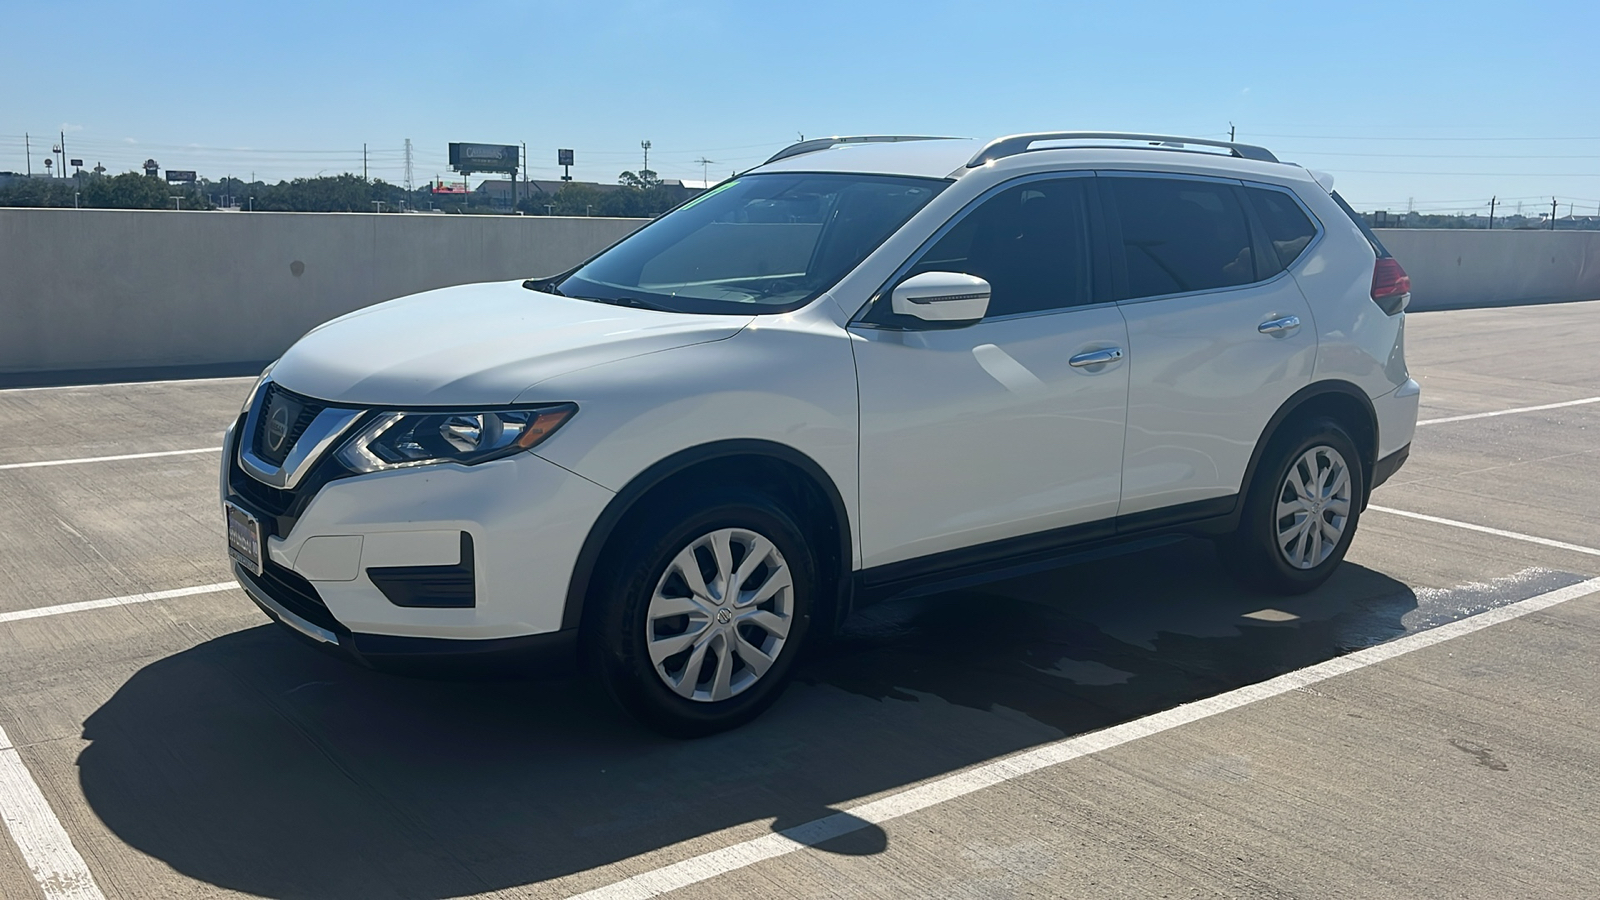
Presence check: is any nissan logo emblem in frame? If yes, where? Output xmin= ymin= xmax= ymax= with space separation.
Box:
xmin=265 ymin=405 xmax=291 ymax=453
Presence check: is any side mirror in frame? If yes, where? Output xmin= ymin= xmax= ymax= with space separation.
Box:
xmin=891 ymin=271 xmax=990 ymax=324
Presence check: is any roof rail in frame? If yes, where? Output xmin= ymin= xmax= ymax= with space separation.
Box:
xmin=967 ymin=132 xmax=1278 ymax=167
xmin=764 ymin=135 xmax=962 ymax=165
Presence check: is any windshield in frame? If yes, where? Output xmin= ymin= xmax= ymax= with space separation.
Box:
xmin=557 ymin=173 xmax=947 ymax=314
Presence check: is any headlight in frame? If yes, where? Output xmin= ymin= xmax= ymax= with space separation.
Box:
xmin=335 ymin=404 xmax=577 ymax=473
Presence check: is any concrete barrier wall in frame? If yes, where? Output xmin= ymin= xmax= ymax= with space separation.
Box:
xmin=1 ymin=210 xmax=1595 ymax=378
xmin=1374 ymin=228 xmax=1600 ymax=311
xmin=0 ymin=209 xmax=646 ymax=376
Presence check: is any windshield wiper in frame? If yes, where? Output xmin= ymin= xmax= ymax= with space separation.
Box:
xmin=585 ymin=295 xmax=675 ymax=312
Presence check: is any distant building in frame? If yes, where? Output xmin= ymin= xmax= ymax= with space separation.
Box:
xmin=473 ymin=178 xmax=705 ymax=210
xmin=0 ymin=171 xmax=57 ymax=187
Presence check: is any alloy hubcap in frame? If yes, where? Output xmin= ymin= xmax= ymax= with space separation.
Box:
xmin=1275 ymin=445 xmax=1352 ymax=570
xmin=645 ymin=527 xmax=794 ymax=702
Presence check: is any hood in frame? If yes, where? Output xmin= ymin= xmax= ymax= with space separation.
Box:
xmin=269 ymin=280 xmax=751 ymax=406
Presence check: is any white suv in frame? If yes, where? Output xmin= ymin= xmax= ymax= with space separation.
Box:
xmin=223 ymin=132 xmax=1419 ymax=735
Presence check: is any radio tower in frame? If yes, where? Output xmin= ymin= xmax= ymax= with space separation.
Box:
xmin=403 ymin=139 xmax=414 ymax=193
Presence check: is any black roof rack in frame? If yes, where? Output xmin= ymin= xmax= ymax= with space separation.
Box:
xmin=967 ymin=132 xmax=1278 ymax=167
xmin=764 ymin=135 xmax=964 ymax=165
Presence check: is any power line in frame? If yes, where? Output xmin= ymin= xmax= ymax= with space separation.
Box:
xmin=1277 ymin=150 xmax=1600 ymax=159
xmin=1249 ymin=132 xmax=1600 ymax=141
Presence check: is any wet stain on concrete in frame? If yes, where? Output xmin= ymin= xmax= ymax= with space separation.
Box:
xmin=1450 ymin=738 xmax=1510 ymax=772
xmin=800 ymin=540 xmax=1587 ymax=736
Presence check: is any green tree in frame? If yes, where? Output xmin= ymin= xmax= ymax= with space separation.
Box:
xmin=549 ymin=182 xmax=606 ymax=216
xmin=81 ymin=172 xmax=195 ymax=209
xmin=618 ymin=168 xmax=662 ymax=189
xmin=0 ymin=171 xmax=208 ymax=209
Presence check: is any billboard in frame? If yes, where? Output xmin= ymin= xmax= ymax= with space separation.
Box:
xmin=558 ymin=148 xmax=574 ymax=167
xmin=448 ymin=142 xmax=519 ymax=174
xmin=166 ymin=170 xmax=198 ymax=184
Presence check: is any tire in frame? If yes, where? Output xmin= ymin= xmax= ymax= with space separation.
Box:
xmin=589 ymin=490 xmax=814 ymax=738
xmin=1222 ymin=416 xmax=1365 ymax=595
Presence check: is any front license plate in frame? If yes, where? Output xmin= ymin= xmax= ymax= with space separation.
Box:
xmin=226 ymin=501 xmax=264 ymax=575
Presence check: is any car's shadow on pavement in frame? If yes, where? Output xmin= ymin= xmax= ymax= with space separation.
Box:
xmin=78 ymin=538 xmax=1422 ymax=899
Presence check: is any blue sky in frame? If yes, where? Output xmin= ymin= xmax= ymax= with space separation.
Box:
xmin=4 ymin=0 xmax=1597 ymax=215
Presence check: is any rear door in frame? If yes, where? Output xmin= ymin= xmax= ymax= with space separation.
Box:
xmin=1100 ymin=173 xmax=1318 ymax=522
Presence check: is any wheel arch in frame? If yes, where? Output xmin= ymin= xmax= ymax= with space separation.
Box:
xmin=561 ymin=439 xmax=853 ymax=638
xmin=1237 ymin=381 xmax=1380 ymax=519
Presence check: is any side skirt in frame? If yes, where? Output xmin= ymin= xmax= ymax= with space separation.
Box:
xmin=852 ymin=495 xmax=1237 ymax=606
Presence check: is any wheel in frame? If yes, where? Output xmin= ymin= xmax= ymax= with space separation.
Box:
xmin=589 ymin=491 xmax=814 ymax=737
xmin=1222 ymin=417 xmax=1364 ymax=595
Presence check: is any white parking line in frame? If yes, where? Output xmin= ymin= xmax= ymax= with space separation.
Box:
xmin=1368 ymin=505 xmax=1600 ymax=557
xmin=1417 ymin=395 xmax=1600 ymax=426
xmin=0 ymin=722 xmax=105 ymax=900
xmin=0 ymin=583 xmax=239 ymax=626
xmin=567 ymin=574 xmax=1600 ymax=900
xmin=0 ymin=447 xmax=221 ymax=472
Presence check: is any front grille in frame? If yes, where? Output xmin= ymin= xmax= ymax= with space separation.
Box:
xmin=226 ymin=413 xmax=354 ymax=539
xmin=253 ymin=383 xmax=326 ymax=466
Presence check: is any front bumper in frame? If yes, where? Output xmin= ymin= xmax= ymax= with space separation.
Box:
xmin=236 ymin=560 xmax=581 ymax=676
xmin=222 ymin=412 xmax=615 ymax=662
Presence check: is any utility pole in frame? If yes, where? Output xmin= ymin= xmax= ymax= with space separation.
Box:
xmin=1488 ymin=195 xmax=1496 ymax=230
xmin=641 ymin=139 xmax=651 ymax=174
xmin=24 ymin=133 xmax=30 ymax=176
xmin=521 ymin=141 xmax=527 ymax=199
xmin=694 ymin=157 xmax=716 ymax=185
xmin=1551 ymin=196 xmax=1558 ymax=230
xmin=403 ymin=139 xmax=414 ymax=193
xmin=363 ymin=143 xmax=368 ymax=181
xmin=1229 ymin=122 xmax=1236 ymax=141
xmin=60 ymin=130 xmax=66 ymax=176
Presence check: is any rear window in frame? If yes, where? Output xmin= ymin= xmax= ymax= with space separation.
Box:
xmin=1331 ymin=191 xmax=1391 ymax=258
xmin=1106 ymin=177 xmax=1256 ymax=299
xmin=1246 ymin=187 xmax=1318 ymax=274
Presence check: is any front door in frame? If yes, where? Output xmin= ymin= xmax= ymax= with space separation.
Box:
xmin=850 ymin=174 xmax=1130 ymax=571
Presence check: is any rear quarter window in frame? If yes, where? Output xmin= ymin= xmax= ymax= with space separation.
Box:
xmin=1245 ymin=187 xmax=1319 ymax=272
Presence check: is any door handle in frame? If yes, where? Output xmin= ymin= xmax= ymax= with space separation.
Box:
xmin=1258 ymin=315 xmax=1301 ymax=335
xmin=1069 ymin=347 xmax=1124 ymax=368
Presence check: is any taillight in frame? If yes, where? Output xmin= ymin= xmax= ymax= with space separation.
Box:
xmin=1371 ymin=257 xmax=1411 ymax=315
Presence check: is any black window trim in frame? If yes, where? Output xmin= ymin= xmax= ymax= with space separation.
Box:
xmin=1238 ymin=180 xmax=1327 ymax=277
xmin=852 ymin=170 xmax=1114 ymax=329
xmin=1095 ymin=170 xmax=1321 ymax=307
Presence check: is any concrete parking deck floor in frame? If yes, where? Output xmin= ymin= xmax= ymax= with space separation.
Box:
xmin=1 ymin=301 xmax=1598 ymax=899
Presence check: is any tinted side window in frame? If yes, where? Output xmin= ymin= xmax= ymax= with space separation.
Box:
xmin=1246 ymin=187 xmax=1318 ymax=272
xmin=1107 ymin=177 xmax=1254 ymax=299
xmin=903 ymin=177 xmax=1092 ymax=317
